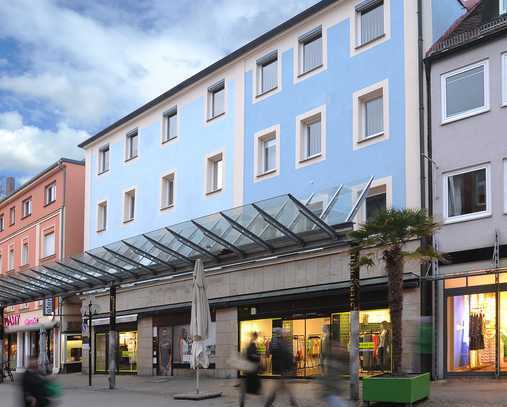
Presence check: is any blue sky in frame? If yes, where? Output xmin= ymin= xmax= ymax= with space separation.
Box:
xmin=0 ymin=0 xmax=318 ymax=185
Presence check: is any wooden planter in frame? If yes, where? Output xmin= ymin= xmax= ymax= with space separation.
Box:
xmin=362 ymin=372 xmax=430 ymax=406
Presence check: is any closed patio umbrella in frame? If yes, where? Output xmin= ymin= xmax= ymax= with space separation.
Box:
xmin=190 ymin=259 xmax=211 ymax=394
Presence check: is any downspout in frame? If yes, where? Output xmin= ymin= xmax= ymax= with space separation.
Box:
xmin=417 ymin=0 xmax=433 ymax=376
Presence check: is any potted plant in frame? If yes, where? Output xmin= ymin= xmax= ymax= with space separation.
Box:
xmin=350 ymin=209 xmax=440 ymax=406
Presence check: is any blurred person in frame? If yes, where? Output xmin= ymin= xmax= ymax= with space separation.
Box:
xmin=240 ymin=331 xmax=261 ymax=407
xmin=21 ymin=357 xmax=51 ymax=407
xmin=264 ymin=327 xmax=299 ymax=407
xmin=319 ymin=338 xmax=350 ymax=407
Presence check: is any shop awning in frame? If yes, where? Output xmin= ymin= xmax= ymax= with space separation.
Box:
xmin=0 ymin=178 xmax=373 ymax=306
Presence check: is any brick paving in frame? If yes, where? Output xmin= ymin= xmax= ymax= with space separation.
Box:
xmin=1 ymin=373 xmax=507 ymax=406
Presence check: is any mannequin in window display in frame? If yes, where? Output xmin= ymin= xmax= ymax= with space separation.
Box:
xmin=378 ymin=321 xmax=390 ymax=372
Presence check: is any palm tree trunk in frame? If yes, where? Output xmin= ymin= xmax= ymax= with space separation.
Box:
xmin=349 ymin=246 xmax=360 ymax=400
xmin=385 ymin=245 xmax=404 ymax=376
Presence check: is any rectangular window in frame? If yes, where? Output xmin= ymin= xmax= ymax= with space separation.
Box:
xmin=125 ymin=129 xmax=139 ymax=161
xmin=22 ymin=198 xmax=32 ymax=218
xmin=445 ymin=166 xmax=490 ymax=222
xmin=503 ymin=53 xmax=507 ymax=105
xmin=357 ymin=0 xmax=384 ymax=46
xmin=97 ymin=201 xmax=107 ymax=232
xmin=208 ymin=80 xmax=225 ymax=120
xmin=257 ymin=52 xmax=278 ymax=95
xmin=161 ymin=173 xmax=175 ymax=209
xmin=301 ymin=114 xmax=322 ymax=160
xmin=21 ymin=242 xmax=29 ymax=266
xmin=45 ymin=182 xmax=56 ymax=205
xmin=442 ymin=60 xmax=489 ymax=122
xmin=0 ymin=254 xmax=2 ymax=273
xmin=8 ymin=247 xmax=14 ymax=271
xmin=0 ymin=215 xmax=4 ymax=232
xmin=43 ymin=231 xmax=56 ymax=258
xmin=502 ymin=0 xmax=507 ymax=14
xmin=364 ymin=93 xmax=384 ymax=139
xmin=98 ymin=145 xmax=110 ymax=174
xmin=123 ymin=189 xmax=136 ymax=222
xmin=365 ymin=186 xmax=387 ymax=223
xmin=299 ymin=27 xmax=323 ymax=75
xmin=163 ymin=108 xmax=178 ymax=142
xmin=9 ymin=207 xmax=15 ymax=225
xmin=207 ymin=154 xmax=224 ymax=193
xmin=260 ymin=135 xmax=277 ymax=174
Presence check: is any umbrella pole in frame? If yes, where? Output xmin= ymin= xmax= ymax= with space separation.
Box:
xmin=196 ymin=365 xmax=200 ymax=394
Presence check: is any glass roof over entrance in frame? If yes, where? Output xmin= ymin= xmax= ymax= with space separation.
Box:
xmin=0 ymin=178 xmax=373 ymax=306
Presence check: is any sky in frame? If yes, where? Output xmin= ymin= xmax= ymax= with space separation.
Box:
xmin=0 ymin=0 xmax=319 ymax=185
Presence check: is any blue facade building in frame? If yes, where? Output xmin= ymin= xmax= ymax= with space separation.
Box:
xmin=77 ymin=0 xmax=467 ymax=378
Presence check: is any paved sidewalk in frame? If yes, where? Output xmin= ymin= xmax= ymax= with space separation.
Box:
xmin=1 ymin=373 xmax=507 ymax=406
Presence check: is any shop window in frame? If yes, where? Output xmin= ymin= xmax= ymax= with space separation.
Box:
xmin=65 ymin=335 xmax=83 ymax=364
xmin=444 ymin=165 xmax=490 ymax=223
xmin=171 ymin=323 xmax=215 ymax=367
xmin=445 ymin=277 xmax=467 ymax=289
xmin=119 ymin=331 xmax=138 ymax=373
xmin=447 ymin=293 xmax=496 ymax=373
xmin=95 ymin=333 xmax=107 ymax=373
xmin=468 ymin=274 xmax=495 ymax=287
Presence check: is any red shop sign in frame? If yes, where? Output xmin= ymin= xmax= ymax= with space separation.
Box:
xmin=4 ymin=314 xmax=20 ymax=327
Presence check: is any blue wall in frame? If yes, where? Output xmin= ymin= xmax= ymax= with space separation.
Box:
xmin=88 ymin=82 xmax=237 ymax=249
xmin=432 ymin=0 xmax=465 ymax=42
xmin=243 ymin=4 xmax=406 ymax=209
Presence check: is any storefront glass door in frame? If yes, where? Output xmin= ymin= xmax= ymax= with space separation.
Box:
xmin=118 ymin=331 xmax=138 ymax=373
xmin=95 ymin=333 xmax=107 ymax=373
xmin=447 ymin=292 xmax=496 ymax=372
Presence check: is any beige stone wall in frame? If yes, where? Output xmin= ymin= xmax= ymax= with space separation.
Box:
xmin=214 ymin=307 xmax=238 ymax=378
xmin=137 ymin=316 xmax=153 ymax=376
xmin=401 ymin=287 xmax=421 ymax=373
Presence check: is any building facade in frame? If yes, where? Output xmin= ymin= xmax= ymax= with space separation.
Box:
xmin=78 ymin=0 xmax=466 ymax=378
xmin=0 ymin=159 xmax=85 ymax=373
xmin=427 ymin=1 xmax=507 ymax=377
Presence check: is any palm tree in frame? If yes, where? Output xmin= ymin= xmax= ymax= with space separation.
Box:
xmin=349 ymin=208 xmax=440 ymax=376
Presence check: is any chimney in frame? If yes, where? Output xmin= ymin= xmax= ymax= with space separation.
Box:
xmin=6 ymin=177 xmax=15 ymax=195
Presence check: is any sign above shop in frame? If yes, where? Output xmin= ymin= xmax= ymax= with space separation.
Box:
xmin=43 ymin=298 xmax=54 ymax=316
xmin=4 ymin=314 xmax=20 ymax=327
xmin=24 ymin=317 xmax=39 ymax=326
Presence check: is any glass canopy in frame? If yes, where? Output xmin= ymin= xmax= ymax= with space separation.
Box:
xmin=0 ymin=178 xmax=373 ymax=306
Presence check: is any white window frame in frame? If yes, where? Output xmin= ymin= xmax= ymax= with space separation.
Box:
xmin=351 ymin=0 xmax=390 ymax=56
xmin=21 ymin=240 xmax=29 ymax=266
xmin=502 ymin=53 xmax=507 ymax=107
xmin=501 ymin=0 xmax=507 ymax=15
xmin=443 ymin=163 xmax=491 ymax=224
xmin=254 ymin=125 xmax=280 ymax=181
xmin=45 ymin=182 xmax=56 ymax=205
xmin=9 ymin=207 xmax=15 ymax=225
xmin=123 ymin=188 xmax=136 ymax=223
xmin=354 ymin=177 xmax=393 ymax=227
xmin=161 ymin=172 xmax=176 ymax=210
xmin=98 ymin=144 xmax=110 ymax=174
xmin=0 ymin=214 xmax=4 ymax=232
xmin=353 ymin=79 xmax=389 ymax=150
xmin=97 ymin=200 xmax=107 ymax=232
xmin=162 ymin=107 xmax=179 ymax=144
xmin=295 ymin=105 xmax=326 ymax=168
xmin=42 ymin=229 xmax=56 ymax=258
xmin=8 ymin=246 xmax=14 ymax=271
xmin=125 ymin=129 xmax=139 ymax=161
xmin=255 ymin=50 xmax=280 ymax=99
xmin=441 ymin=60 xmax=490 ymax=124
xmin=205 ymin=152 xmax=224 ymax=195
xmin=206 ymin=80 xmax=226 ymax=122
xmin=294 ymin=25 xmax=327 ymax=84
xmin=22 ymin=197 xmax=32 ymax=218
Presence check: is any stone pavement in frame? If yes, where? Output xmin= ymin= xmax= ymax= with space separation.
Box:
xmin=1 ymin=373 xmax=507 ymax=406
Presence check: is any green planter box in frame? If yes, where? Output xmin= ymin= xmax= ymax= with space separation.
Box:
xmin=362 ymin=372 xmax=430 ymax=406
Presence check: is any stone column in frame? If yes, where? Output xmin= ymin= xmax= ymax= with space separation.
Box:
xmin=214 ymin=307 xmax=238 ymax=379
xmin=137 ymin=316 xmax=153 ymax=376
xmin=16 ymin=331 xmax=24 ymax=371
xmin=401 ymin=287 xmax=422 ymax=373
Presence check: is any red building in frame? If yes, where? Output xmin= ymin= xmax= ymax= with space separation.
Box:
xmin=1 ymin=159 xmax=85 ymax=373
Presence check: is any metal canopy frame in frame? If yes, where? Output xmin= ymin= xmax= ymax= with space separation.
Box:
xmin=0 ymin=181 xmax=374 ymax=305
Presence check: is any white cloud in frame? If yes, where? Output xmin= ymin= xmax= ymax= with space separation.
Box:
xmin=0 ymin=112 xmax=87 ymax=176
xmin=0 ymin=111 xmax=23 ymax=131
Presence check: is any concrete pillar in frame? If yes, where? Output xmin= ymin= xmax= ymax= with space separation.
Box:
xmin=137 ymin=316 xmax=153 ymax=376
xmin=214 ymin=307 xmax=238 ymax=379
xmin=16 ymin=332 xmax=24 ymax=371
xmin=401 ymin=287 xmax=422 ymax=373
xmin=24 ymin=332 xmax=30 ymax=367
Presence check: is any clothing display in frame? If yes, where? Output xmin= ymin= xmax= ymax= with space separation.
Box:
xmin=469 ymin=312 xmax=485 ymax=351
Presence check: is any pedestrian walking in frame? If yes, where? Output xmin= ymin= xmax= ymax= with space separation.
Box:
xmin=21 ymin=357 xmax=52 ymax=407
xmin=319 ymin=333 xmax=350 ymax=407
xmin=264 ymin=327 xmax=300 ymax=407
xmin=240 ymin=331 xmax=261 ymax=407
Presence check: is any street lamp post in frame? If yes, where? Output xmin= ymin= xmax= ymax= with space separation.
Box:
xmin=82 ymin=299 xmax=98 ymax=387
